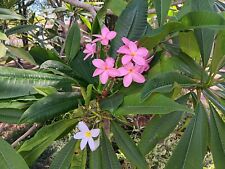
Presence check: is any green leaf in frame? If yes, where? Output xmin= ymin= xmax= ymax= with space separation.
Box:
xmin=100 ymin=93 xmax=124 ymax=112
xmin=0 ymin=8 xmax=25 ymax=20
xmin=165 ymin=102 xmax=208 ymax=169
xmin=210 ymin=31 xmax=225 ymax=74
xmin=7 ymin=46 xmax=36 ymax=65
xmin=65 ymin=22 xmax=81 ymax=62
xmin=0 ymin=32 xmax=8 ymax=40
xmin=114 ymin=93 xmax=191 ymax=116
xmin=0 ymin=66 xmax=71 ymax=99
xmin=89 ymin=147 xmax=102 ymax=169
xmin=141 ymin=72 xmax=197 ymax=100
xmin=40 ymin=60 xmax=72 ymax=74
xmin=138 ymin=94 xmax=190 ymax=155
xmin=30 ymin=46 xmax=61 ymax=65
xmin=0 ymin=43 xmax=7 ymax=58
xmin=111 ymin=121 xmax=148 ymax=169
xmin=179 ymin=31 xmax=201 ymax=61
xmin=70 ymin=142 xmax=87 ymax=169
xmin=5 ymin=25 xmax=40 ymax=36
xmin=80 ymin=15 xmax=92 ymax=31
xmin=209 ymin=104 xmax=225 ymax=169
xmin=0 ymin=138 xmax=29 ymax=169
xmin=18 ymin=119 xmax=78 ymax=166
xmin=203 ymin=89 xmax=225 ymax=115
xmin=153 ymin=0 xmax=172 ymax=25
xmin=109 ymin=0 xmax=148 ymax=57
xmin=20 ymin=92 xmax=80 ymax=123
xmin=50 ymin=139 xmax=76 ymax=169
xmin=101 ymin=131 xmax=121 ymax=169
xmin=0 ymin=108 xmax=23 ymax=124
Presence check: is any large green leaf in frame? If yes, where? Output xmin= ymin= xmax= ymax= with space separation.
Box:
xmin=210 ymin=31 xmax=225 ymax=74
xmin=70 ymin=142 xmax=87 ymax=169
xmin=109 ymin=0 xmax=148 ymax=57
xmin=50 ymin=139 xmax=76 ymax=169
xmin=101 ymin=132 xmax=121 ymax=169
xmin=114 ymin=93 xmax=191 ymax=116
xmin=18 ymin=119 xmax=78 ymax=166
xmin=0 ymin=66 xmax=71 ymax=99
xmin=20 ymin=92 xmax=80 ymax=123
xmin=111 ymin=121 xmax=148 ymax=169
xmin=140 ymin=11 xmax=225 ymax=50
xmin=153 ymin=0 xmax=172 ymax=25
xmin=209 ymin=104 xmax=225 ymax=169
xmin=100 ymin=93 xmax=124 ymax=112
xmin=0 ymin=8 xmax=25 ymax=20
xmin=141 ymin=72 xmax=197 ymax=100
xmin=7 ymin=46 xmax=36 ymax=65
xmin=89 ymin=147 xmax=102 ymax=169
xmin=0 ymin=32 xmax=8 ymax=40
xmin=5 ymin=25 xmax=40 ymax=36
xmin=0 ymin=108 xmax=23 ymax=124
xmin=65 ymin=22 xmax=81 ymax=62
xmin=165 ymin=102 xmax=208 ymax=169
xmin=0 ymin=138 xmax=29 ymax=169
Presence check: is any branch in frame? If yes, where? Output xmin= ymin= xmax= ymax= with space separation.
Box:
xmin=11 ymin=124 xmax=40 ymax=148
xmin=63 ymin=0 xmax=97 ymax=17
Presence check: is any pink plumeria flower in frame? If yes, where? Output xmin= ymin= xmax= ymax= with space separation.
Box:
xmin=92 ymin=57 xmax=119 ymax=84
xmin=136 ymin=55 xmax=153 ymax=73
xmin=74 ymin=121 xmax=100 ymax=151
xmin=118 ymin=63 xmax=145 ymax=87
xmin=93 ymin=26 xmax=117 ymax=46
xmin=117 ymin=37 xmax=148 ymax=66
xmin=83 ymin=43 xmax=96 ymax=60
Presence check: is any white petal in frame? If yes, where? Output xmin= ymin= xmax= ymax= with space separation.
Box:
xmin=88 ymin=138 xmax=96 ymax=151
xmin=90 ymin=129 xmax=100 ymax=137
xmin=80 ymin=138 xmax=88 ymax=150
xmin=74 ymin=132 xmax=84 ymax=139
xmin=78 ymin=121 xmax=89 ymax=132
xmin=92 ymin=138 xmax=100 ymax=151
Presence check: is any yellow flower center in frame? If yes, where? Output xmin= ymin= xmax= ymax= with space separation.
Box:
xmin=128 ymin=69 xmax=133 ymax=73
xmin=85 ymin=131 xmax=92 ymax=138
xmin=104 ymin=66 xmax=109 ymax=70
xmin=131 ymin=52 xmax=136 ymax=57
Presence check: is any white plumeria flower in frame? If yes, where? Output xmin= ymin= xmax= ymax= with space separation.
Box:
xmin=74 ymin=121 xmax=100 ymax=151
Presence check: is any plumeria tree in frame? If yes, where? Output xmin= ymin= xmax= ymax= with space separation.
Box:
xmin=0 ymin=0 xmax=225 ymax=169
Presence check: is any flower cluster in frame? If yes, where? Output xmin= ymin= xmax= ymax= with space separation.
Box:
xmin=83 ymin=26 xmax=151 ymax=87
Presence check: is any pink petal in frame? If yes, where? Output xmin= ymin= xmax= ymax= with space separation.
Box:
xmin=118 ymin=67 xmax=128 ymax=76
xmin=74 ymin=132 xmax=84 ymax=139
xmin=123 ymin=74 xmax=133 ymax=87
xmin=80 ymin=138 xmax=88 ymax=150
xmin=122 ymin=55 xmax=132 ymax=65
xmin=90 ymin=129 xmax=100 ymax=137
xmin=117 ymin=46 xmax=130 ymax=54
xmin=78 ymin=121 xmax=89 ymax=132
xmin=99 ymin=72 xmax=109 ymax=84
xmin=137 ymin=47 xmax=148 ymax=57
xmin=122 ymin=37 xmax=131 ymax=46
xmin=93 ymin=68 xmax=104 ymax=77
xmin=101 ymin=38 xmax=109 ymax=46
xmin=83 ymin=49 xmax=90 ymax=54
xmin=106 ymin=31 xmax=117 ymax=40
xmin=88 ymin=138 xmax=96 ymax=151
xmin=108 ymin=68 xmax=119 ymax=77
xmin=128 ymin=41 xmax=137 ymax=52
xmin=92 ymin=38 xmax=101 ymax=43
xmin=132 ymin=73 xmax=145 ymax=83
xmin=133 ymin=56 xmax=146 ymax=65
xmin=93 ymin=34 xmax=102 ymax=38
xmin=92 ymin=59 xmax=105 ymax=69
xmin=105 ymin=57 xmax=115 ymax=68
xmin=101 ymin=26 xmax=110 ymax=37
xmin=84 ymin=53 xmax=92 ymax=60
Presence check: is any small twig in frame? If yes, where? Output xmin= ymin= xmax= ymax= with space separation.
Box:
xmin=12 ymin=124 xmax=40 ymax=148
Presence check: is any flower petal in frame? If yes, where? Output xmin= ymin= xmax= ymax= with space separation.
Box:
xmin=88 ymin=138 xmax=96 ymax=151
xmin=123 ymin=74 xmax=133 ymax=87
xmin=122 ymin=55 xmax=132 ymax=65
xmin=105 ymin=57 xmax=115 ymax=68
xmin=90 ymin=129 xmax=100 ymax=137
xmin=106 ymin=31 xmax=117 ymax=40
xmin=101 ymin=38 xmax=109 ymax=46
xmin=84 ymin=53 xmax=92 ymax=60
xmin=122 ymin=37 xmax=131 ymax=46
xmin=93 ymin=68 xmax=104 ymax=77
xmin=117 ymin=46 xmax=130 ymax=54
xmin=78 ymin=121 xmax=89 ymax=132
xmin=101 ymin=26 xmax=110 ymax=37
xmin=80 ymin=138 xmax=88 ymax=150
xmin=133 ymin=56 xmax=146 ymax=65
xmin=118 ymin=67 xmax=128 ymax=76
xmin=132 ymin=73 xmax=145 ymax=83
xmin=92 ymin=38 xmax=101 ymax=43
xmin=92 ymin=138 xmax=100 ymax=151
xmin=108 ymin=68 xmax=119 ymax=77
xmin=92 ymin=59 xmax=105 ymax=69
xmin=128 ymin=41 xmax=137 ymax=52
xmin=137 ymin=47 xmax=148 ymax=57
xmin=74 ymin=132 xmax=84 ymax=139
xmin=99 ymin=72 xmax=109 ymax=84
